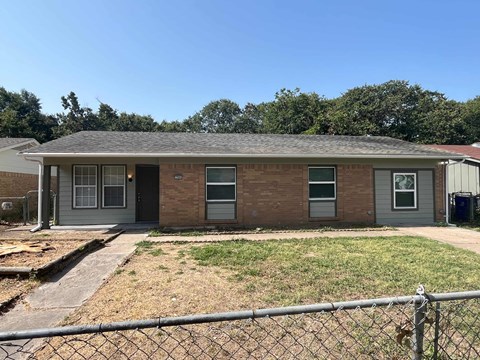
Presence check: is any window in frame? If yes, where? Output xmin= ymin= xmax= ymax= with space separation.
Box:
xmin=309 ymin=167 xmax=336 ymax=200
xmin=206 ymin=167 xmax=236 ymax=202
xmin=102 ymin=165 xmax=126 ymax=208
xmin=73 ymin=165 xmax=97 ymax=208
xmin=206 ymin=167 xmax=236 ymax=220
xmin=393 ymin=173 xmax=416 ymax=209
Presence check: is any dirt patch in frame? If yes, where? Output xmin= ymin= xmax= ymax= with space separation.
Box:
xmin=0 ymin=228 xmax=116 ymax=241
xmin=0 ymin=277 xmax=38 ymax=306
xmin=0 ymin=229 xmax=116 ymax=268
xmin=0 ymin=227 xmax=120 ymax=308
xmin=63 ymin=243 xmax=270 ymax=325
xmin=0 ymin=240 xmax=89 ymax=268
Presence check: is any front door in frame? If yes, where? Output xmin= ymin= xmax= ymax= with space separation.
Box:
xmin=136 ymin=165 xmax=159 ymax=222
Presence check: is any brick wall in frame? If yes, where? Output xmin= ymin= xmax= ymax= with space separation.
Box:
xmin=337 ymin=164 xmax=375 ymax=223
xmin=238 ymin=164 xmax=307 ymax=226
xmin=158 ymin=163 xmax=376 ymax=227
xmin=159 ymin=164 xmax=204 ymax=227
xmin=0 ymin=171 xmax=39 ymax=198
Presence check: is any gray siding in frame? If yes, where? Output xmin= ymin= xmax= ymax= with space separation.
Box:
xmin=207 ymin=203 xmax=236 ymax=220
xmin=374 ymin=169 xmax=434 ymax=225
xmin=309 ymin=201 xmax=335 ymax=218
xmin=58 ymin=164 xmax=136 ymax=225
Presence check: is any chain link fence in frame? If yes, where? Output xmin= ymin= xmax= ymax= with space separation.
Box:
xmin=1 ymin=288 xmax=479 ymax=359
xmin=0 ymin=191 xmax=56 ymax=225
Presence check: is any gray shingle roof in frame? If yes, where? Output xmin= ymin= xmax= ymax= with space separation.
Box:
xmin=22 ymin=131 xmax=465 ymax=159
xmin=0 ymin=138 xmax=38 ymax=151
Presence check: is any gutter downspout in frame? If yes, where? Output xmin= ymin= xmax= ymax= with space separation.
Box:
xmin=445 ymin=158 xmax=466 ymax=225
xmin=23 ymin=156 xmax=43 ymax=232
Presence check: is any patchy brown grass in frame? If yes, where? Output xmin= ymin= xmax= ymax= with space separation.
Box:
xmin=64 ymin=243 xmax=268 ymax=325
xmin=62 ymin=235 xmax=480 ymax=327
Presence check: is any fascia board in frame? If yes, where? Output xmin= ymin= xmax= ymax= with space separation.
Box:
xmin=19 ymin=152 xmax=468 ymax=160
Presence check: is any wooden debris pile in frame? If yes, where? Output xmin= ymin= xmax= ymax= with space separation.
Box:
xmin=0 ymin=242 xmax=55 ymax=257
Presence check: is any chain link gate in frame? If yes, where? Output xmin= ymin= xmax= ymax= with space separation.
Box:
xmin=1 ymin=288 xmax=479 ymax=359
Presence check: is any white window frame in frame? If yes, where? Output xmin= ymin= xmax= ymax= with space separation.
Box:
xmin=393 ymin=172 xmax=417 ymax=209
xmin=309 ymin=166 xmax=336 ymax=201
xmin=73 ymin=165 xmax=97 ymax=209
xmin=206 ymin=167 xmax=236 ymax=202
xmin=102 ymin=165 xmax=126 ymax=208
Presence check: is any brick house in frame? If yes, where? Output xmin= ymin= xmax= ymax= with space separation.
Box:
xmin=20 ymin=131 xmax=465 ymax=229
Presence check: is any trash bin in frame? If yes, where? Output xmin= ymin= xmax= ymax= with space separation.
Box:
xmin=455 ymin=195 xmax=475 ymax=222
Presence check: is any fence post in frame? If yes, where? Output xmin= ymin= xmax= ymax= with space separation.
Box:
xmin=22 ymin=196 xmax=27 ymax=225
xmin=432 ymin=302 xmax=440 ymax=360
xmin=412 ymin=285 xmax=426 ymax=360
xmin=26 ymin=196 xmax=30 ymax=224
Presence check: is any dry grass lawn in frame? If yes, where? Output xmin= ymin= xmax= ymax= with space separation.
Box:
xmin=62 ymin=235 xmax=480 ymax=326
xmin=64 ymin=243 xmax=265 ymax=324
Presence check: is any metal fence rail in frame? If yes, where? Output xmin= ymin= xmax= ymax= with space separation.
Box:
xmin=0 ymin=191 xmax=56 ymax=225
xmin=1 ymin=288 xmax=479 ymax=359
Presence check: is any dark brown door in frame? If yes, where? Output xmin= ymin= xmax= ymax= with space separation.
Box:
xmin=136 ymin=165 xmax=159 ymax=222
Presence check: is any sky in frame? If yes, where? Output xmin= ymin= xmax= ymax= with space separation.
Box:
xmin=1 ymin=1 xmax=479 ymax=122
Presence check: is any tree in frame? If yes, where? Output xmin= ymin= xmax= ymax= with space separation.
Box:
xmin=111 ymin=113 xmax=159 ymax=132
xmin=415 ymin=96 xmax=467 ymax=144
xmin=323 ymin=81 xmax=425 ymax=138
xmin=232 ymin=103 xmax=264 ymax=133
xmin=158 ymin=120 xmax=188 ymax=132
xmin=462 ymin=96 xmax=480 ymax=143
xmin=97 ymin=103 xmax=118 ymax=130
xmin=316 ymin=80 xmax=469 ymax=144
xmin=0 ymin=87 xmax=56 ymax=142
xmin=262 ymin=88 xmax=327 ymax=134
xmin=183 ymin=99 xmax=242 ymax=133
xmin=54 ymin=92 xmax=104 ymax=137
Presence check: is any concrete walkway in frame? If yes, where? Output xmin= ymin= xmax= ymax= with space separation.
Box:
xmin=0 ymin=232 xmax=145 ymax=333
xmin=152 ymin=226 xmax=480 ymax=255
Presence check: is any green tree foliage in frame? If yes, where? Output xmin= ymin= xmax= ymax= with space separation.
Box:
xmin=322 ymin=81 xmax=424 ymax=138
xmin=310 ymin=81 xmax=470 ymax=144
xmin=415 ymin=95 xmax=467 ymax=144
xmin=158 ymin=120 xmax=188 ymax=132
xmin=463 ymin=96 xmax=480 ymax=143
xmin=112 ymin=113 xmax=159 ymax=132
xmin=54 ymin=94 xmax=160 ymax=136
xmin=184 ymin=99 xmax=242 ymax=133
xmin=233 ymin=103 xmax=264 ymax=133
xmin=54 ymin=92 xmax=105 ymax=138
xmin=0 ymin=87 xmax=56 ymax=142
xmin=262 ymin=88 xmax=328 ymax=134
xmin=1 ymin=82 xmax=479 ymax=144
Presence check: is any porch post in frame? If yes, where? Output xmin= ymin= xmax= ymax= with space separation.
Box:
xmin=41 ymin=165 xmax=51 ymax=229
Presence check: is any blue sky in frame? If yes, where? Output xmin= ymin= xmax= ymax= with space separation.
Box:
xmin=1 ymin=1 xmax=479 ymax=121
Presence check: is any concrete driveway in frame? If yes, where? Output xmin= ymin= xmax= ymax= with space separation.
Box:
xmin=397 ymin=226 xmax=480 ymax=254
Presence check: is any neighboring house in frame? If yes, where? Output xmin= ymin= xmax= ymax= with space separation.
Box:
xmin=0 ymin=138 xmax=41 ymax=198
xmin=20 ymin=131 xmax=464 ymax=228
xmin=429 ymin=144 xmax=480 ymax=195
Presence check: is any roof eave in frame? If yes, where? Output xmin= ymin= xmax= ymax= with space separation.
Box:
xmin=19 ymin=152 xmax=467 ymax=160
xmin=1 ymin=139 xmax=40 ymax=153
